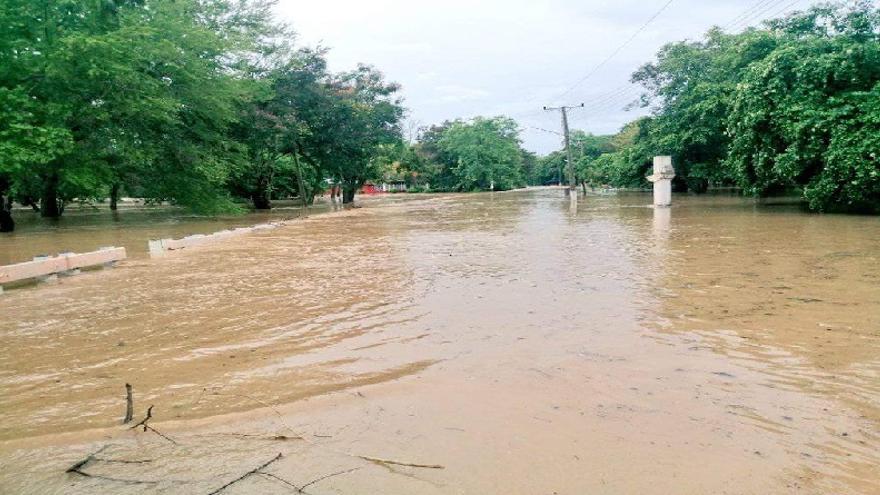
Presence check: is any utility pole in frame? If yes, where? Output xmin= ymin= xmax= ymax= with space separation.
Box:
xmin=543 ymin=103 xmax=584 ymax=192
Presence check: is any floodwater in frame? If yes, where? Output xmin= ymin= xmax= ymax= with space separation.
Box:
xmin=0 ymin=188 xmax=878 ymax=494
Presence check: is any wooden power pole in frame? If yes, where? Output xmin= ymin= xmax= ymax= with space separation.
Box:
xmin=543 ymin=103 xmax=584 ymax=191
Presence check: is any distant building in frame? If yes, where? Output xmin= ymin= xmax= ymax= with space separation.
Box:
xmin=360 ymin=181 xmax=408 ymax=194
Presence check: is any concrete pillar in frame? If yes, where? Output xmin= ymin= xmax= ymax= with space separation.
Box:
xmin=647 ymin=156 xmax=675 ymax=207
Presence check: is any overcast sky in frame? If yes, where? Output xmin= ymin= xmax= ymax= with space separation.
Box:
xmin=275 ymin=0 xmax=814 ymax=154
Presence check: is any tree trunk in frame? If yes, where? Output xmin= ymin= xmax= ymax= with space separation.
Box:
xmin=0 ymin=194 xmax=13 ymax=233
xmin=252 ymin=190 xmax=271 ymax=210
xmin=110 ymin=182 xmax=120 ymax=211
xmin=292 ymin=151 xmax=308 ymax=214
xmin=41 ymin=174 xmax=61 ymax=218
xmin=252 ymin=171 xmax=272 ymax=209
xmin=342 ymin=186 xmax=356 ymax=204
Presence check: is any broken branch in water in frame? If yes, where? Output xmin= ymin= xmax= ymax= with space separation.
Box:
xmin=123 ymin=383 xmax=133 ymax=424
xmin=129 ymin=405 xmax=177 ymax=444
xmin=206 ymin=452 xmax=283 ymax=495
xmin=143 ymin=424 xmax=177 ymax=445
xmin=129 ymin=404 xmax=153 ymax=430
xmin=66 ymin=445 xmax=159 ymax=485
xmin=210 ymin=389 xmax=444 ymax=470
xmin=66 ymin=445 xmax=109 ymax=475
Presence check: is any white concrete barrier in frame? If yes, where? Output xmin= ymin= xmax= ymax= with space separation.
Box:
xmin=148 ymin=223 xmax=282 ymax=256
xmin=0 ymin=247 xmax=126 ymax=293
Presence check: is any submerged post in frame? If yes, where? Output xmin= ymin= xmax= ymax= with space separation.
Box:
xmin=647 ymin=156 xmax=675 ymax=207
xmin=123 ymin=383 xmax=133 ymax=424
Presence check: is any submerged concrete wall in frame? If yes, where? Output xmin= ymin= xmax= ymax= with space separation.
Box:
xmin=0 ymin=247 xmax=126 ymax=293
xmin=148 ymin=223 xmax=281 ymax=256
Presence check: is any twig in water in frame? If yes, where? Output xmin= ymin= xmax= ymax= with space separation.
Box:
xmin=260 ymin=472 xmax=303 ymax=492
xmin=143 ymin=424 xmax=177 ymax=445
xmin=66 ymin=445 xmax=109 ymax=475
xmin=129 ymin=405 xmax=154 ymax=430
xmin=300 ymin=467 xmax=362 ymax=491
xmin=129 ymin=405 xmax=177 ymax=444
xmin=206 ymin=452 xmax=283 ymax=495
xmin=67 ymin=445 xmax=159 ymax=485
xmin=194 ymin=432 xmax=304 ymax=442
xmin=357 ymin=455 xmax=444 ymax=470
xmin=93 ymin=457 xmax=154 ymax=464
xmin=209 ymin=390 xmax=443 ymax=471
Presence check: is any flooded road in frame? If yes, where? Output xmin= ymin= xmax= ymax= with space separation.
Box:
xmin=1 ymin=189 xmax=878 ymax=494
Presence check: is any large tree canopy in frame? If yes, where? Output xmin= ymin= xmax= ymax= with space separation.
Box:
xmin=0 ymin=0 xmax=407 ymax=230
xmin=574 ymin=1 xmax=879 ymax=212
xmin=437 ymin=117 xmax=525 ymax=192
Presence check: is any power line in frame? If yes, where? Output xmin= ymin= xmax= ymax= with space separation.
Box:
xmin=583 ymin=86 xmax=642 ymax=113
xmin=723 ymin=0 xmax=776 ymax=30
xmin=559 ymin=0 xmax=804 ymax=130
xmin=517 ymin=0 xmax=810 ymax=140
xmin=550 ymin=0 xmax=675 ymax=104
xmin=729 ymin=0 xmax=789 ymax=31
xmin=525 ymin=125 xmax=563 ymax=136
xmin=521 ymin=0 xmax=742 ymax=116
xmin=766 ymin=0 xmax=807 ymax=21
xmin=514 ymin=84 xmax=638 ymax=120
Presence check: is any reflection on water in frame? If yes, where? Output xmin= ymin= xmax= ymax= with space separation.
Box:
xmin=0 ymin=189 xmax=878 ymax=494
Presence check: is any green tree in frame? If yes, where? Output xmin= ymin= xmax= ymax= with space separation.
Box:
xmin=437 ymin=117 xmax=525 ymax=191
xmin=632 ymin=26 xmax=779 ymax=192
xmin=325 ymin=66 xmax=405 ymax=203
xmin=571 ymin=131 xmax=614 ymax=190
xmin=595 ymin=1 xmax=879 ymax=212
xmin=726 ymin=2 xmax=880 ymax=211
xmin=583 ymin=119 xmax=655 ymax=189
xmin=0 ymin=0 xmax=276 ymax=222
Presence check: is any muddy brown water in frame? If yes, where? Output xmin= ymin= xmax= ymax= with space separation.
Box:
xmin=0 ymin=189 xmax=878 ymax=494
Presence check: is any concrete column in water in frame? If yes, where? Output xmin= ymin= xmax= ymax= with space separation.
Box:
xmin=647 ymin=156 xmax=675 ymax=207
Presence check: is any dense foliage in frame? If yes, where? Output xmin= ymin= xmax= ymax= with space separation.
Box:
xmin=384 ymin=117 xmax=532 ymax=192
xmin=578 ymin=1 xmax=880 ymax=213
xmin=0 ymin=0 xmax=406 ymax=231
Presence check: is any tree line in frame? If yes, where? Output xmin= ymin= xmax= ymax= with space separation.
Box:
xmin=375 ymin=116 xmax=537 ymax=193
xmin=543 ymin=1 xmax=880 ymax=213
xmin=0 ymin=0 xmax=409 ymax=232
xmin=3 ymin=1 xmax=874 ymax=236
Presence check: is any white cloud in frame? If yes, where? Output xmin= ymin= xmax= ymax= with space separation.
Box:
xmin=434 ymin=85 xmax=491 ymax=103
xmin=275 ymin=0 xmax=811 ymax=153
